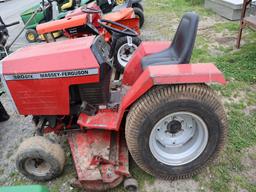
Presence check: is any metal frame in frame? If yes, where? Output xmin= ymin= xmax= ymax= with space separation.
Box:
xmin=236 ymin=0 xmax=256 ymax=48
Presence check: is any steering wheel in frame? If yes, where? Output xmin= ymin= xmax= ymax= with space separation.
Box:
xmin=98 ymin=19 xmax=138 ymax=37
xmin=82 ymin=6 xmax=101 ymax=14
xmin=40 ymin=0 xmax=52 ymax=11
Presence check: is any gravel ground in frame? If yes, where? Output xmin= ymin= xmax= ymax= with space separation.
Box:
xmin=0 ymin=92 xmax=34 ymax=184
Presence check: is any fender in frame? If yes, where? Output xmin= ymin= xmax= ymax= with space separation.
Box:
xmin=120 ymin=63 xmax=226 ymax=114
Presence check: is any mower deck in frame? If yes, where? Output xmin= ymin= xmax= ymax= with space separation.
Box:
xmin=68 ymin=130 xmax=129 ymax=190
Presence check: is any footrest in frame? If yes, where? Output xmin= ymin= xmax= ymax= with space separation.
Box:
xmin=77 ymin=110 xmax=119 ymax=131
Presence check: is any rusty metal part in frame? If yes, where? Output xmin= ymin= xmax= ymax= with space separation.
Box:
xmin=72 ymin=176 xmax=124 ymax=191
xmin=68 ymin=130 xmax=129 ymax=191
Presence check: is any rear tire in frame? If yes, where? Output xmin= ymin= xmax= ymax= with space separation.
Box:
xmin=16 ymin=136 xmax=65 ymax=181
xmin=133 ymin=7 xmax=144 ymax=28
xmin=114 ymin=36 xmax=141 ymax=73
xmin=25 ymin=29 xmax=38 ymax=43
xmin=125 ymin=84 xmax=227 ymax=179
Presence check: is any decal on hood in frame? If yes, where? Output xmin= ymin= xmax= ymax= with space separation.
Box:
xmin=4 ymin=68 xmax=98 ymax=81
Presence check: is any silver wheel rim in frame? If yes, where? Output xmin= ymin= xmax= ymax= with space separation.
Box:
xmin=117 ymin=43 xmax=137 ymax=68
xmin=149 ymin=112 xmax=209 ymax=166
xmin=24 ymin=158 xmax=51 ymax=177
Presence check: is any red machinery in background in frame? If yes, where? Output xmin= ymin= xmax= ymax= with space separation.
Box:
xmin=36 ymin=1 xmax=141 ymax=73
xmin=0 ymin=13 xmax=227 ymax=191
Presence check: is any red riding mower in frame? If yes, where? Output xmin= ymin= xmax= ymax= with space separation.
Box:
xmin=0 ymin=12 xmax=227 ymax=191
xmin=36 ymin=0 xmax=142 ymax=73
xmin=92 ymin=0 xmax=144 ymax=27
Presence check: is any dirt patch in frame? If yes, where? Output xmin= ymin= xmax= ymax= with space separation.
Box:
xmin=239 ymin=146 xmax=256 ymax=185
xmin=222 ymin=90 xmax=247 ymax=106
xmin=0 ymin=93 xmax=35 ymax=185
xmin=144 ymin=179 xmax=200 ymax=192
xmin=244 ymin=106 xmax=256 ymax=116
xmin=215 ymin=36 xmax=237 ymax=44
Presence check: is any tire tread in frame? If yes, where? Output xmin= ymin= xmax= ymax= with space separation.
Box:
xmin=125 ymin=84 xmax=227 ymax=180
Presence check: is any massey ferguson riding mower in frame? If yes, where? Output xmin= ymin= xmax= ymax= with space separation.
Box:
xmin=0 ymin=13 xmax=227 ymax=191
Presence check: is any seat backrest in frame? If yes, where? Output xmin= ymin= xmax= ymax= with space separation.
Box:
xmin=170 ymin=12 xmax=199 ymax=64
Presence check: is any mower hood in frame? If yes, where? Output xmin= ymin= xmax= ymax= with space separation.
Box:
xmin=0 ymin=36 xmax=100 ymax=115
xmin=2 ymin=36 xmax=98 ymax=75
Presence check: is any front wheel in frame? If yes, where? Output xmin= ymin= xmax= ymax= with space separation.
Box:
xmin=114 ymin=36 xmax=141 ymax=73
xmin=16 ymin=136 xmax=65 ymax=181
xmin=25 ymin=29 xmax=38 ymax=43
xmin=125 ymin=84 xmax=227 ymax=179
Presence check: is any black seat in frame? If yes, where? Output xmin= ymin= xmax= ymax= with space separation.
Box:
xmin=141 ymin=12 xmax=199 ymax=69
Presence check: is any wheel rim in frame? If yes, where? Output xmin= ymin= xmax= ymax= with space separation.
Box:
xmin=28 ymin=33 xmax=35 ymax=41
xmin=149 ymin=112 xmax=209 ymax=166
xmin=24 ymin=158 xmax=51 ymax=177
xmin=116 ymin=0 xmax=124 ymax=5
xmin=117 ymin=42 xmax=138 ymax=68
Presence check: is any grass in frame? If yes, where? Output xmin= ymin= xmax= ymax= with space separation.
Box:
xmin=213 ymin=22 xmax=239 ymax=33
xmin=195 ymin=23 xmax=256 ymax=192
xmin=216 ymin=43 xmax=256 ymax=82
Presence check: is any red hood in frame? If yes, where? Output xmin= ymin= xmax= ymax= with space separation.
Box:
xmin=2 ymin=36 xmax=98 ymax=75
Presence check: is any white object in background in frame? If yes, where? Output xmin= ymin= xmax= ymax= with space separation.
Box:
xmin=52 ymin=1 xmax=59 ymax=19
